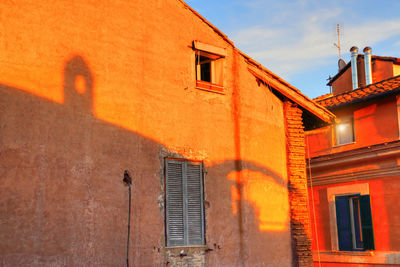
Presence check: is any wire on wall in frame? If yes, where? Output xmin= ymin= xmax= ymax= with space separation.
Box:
xmin=123 ymin=170 xmax=133 ymax=267
xmin=306 ymin=136 xmax=322 ymax=267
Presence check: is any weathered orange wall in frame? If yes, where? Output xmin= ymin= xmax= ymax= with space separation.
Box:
xmin=313 ymin=263 xmax=400 ymax=267
xmin=372 ymin=60 xmax=394 ymax=83
xmin=332 ymin=66 xmax=353 ymax=95
xmin=309 ymin=177 xmax=400 ymax=265
xmin=0 ymin=0 xmax=295 ymax=266
xmin=309 ymin=64 xmax=400 ymax=265
xmin=308 ymin=96 xmax=399 ymax=157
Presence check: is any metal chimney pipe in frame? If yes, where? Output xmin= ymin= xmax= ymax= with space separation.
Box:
xmin=363 ymin=46 xmax=372 ymax=85
xmin=350 ymin=46 xmax=359 ymax=89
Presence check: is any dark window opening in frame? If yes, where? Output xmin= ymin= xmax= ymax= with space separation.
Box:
xmin=200 ymin=61 xmax=211 ymax=82
xmin=196 ymin=55 xmax=211 ymax=83
xmin=335 ymin=194 xmax=375 ymax=251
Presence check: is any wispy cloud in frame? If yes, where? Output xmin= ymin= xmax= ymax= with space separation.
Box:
xmin=186 ymin=0 xmax=400 ymax=97
xmin=230 ymin=0 xmax=400 ymax=78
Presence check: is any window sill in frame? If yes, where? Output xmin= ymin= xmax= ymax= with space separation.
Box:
xmin=196 ymin=80 xmax=224 ymax=94
xmin=325 ymin=250 xmax=374 ymax=256
xmin=165 ymin=245 xmax=207 ymax=249
xmin=314 ymin=250 xmax=400 ymax=264
xmin=333 ymin=141 xmax=356 ymax=148
xmin=165 ymin=245 xmax=210 ymax=256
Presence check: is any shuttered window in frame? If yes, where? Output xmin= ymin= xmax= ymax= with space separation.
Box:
xmin=335 ymin=194 xmax=375 ymax=251
xmin=165 ymin=159 xmax=205 ymax=247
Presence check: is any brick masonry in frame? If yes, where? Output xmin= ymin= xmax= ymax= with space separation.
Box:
xmin=284 ymin=101 xmax=313 ymax=267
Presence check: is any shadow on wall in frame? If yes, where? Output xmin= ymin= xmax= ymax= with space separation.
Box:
xmin=0 ymin=55 xmax=300 ymax=266
xmin=63 ymin=55 xmax=94 ymax=113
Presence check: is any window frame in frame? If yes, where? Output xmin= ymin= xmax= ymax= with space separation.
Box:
xmin=335 ymin=115 xmax=355 ymax=146
xmin=327 ymin=184 xmax=375 ymax=252
xmin=164 ymin=158 xmax=206 ymax=247
xmin=193 ymin=41 xmax=226 ymax=94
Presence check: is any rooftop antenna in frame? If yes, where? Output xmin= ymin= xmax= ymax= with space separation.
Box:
xmin=334 ymin=24 xmax=347 ymax=71
xmin=334 ymin=24 xmax=341 ymax=60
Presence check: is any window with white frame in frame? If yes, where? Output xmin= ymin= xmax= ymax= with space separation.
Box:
xmin=335 ymin=116 xmax=355 ymax=145
xmin=165 ymin=159 xmax=205 ymax=247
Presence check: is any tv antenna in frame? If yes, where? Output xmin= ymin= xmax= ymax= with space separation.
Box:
xmin=334 ymin=24 xmax=341 ymax=60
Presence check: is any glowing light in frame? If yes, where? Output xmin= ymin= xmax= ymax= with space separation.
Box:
xmin=338 ymin=124 xmax=347 ymax=132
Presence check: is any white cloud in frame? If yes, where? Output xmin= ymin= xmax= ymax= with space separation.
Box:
xmin=341 ymin=20 xmax=400 ymax=49
xmin=229 ymin=1 xmax=400 ymax=79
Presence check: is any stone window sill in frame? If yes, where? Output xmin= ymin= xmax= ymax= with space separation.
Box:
xmin=313 ymin=250 xmax=400 ymax=264
xmin=196 ymin=80 xmax=224 ymax=94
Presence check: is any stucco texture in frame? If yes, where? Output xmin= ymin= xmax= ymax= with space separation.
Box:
xmin=0 ymin=0 xmax=295 ymax=266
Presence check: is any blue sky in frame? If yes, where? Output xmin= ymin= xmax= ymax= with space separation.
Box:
xmin=186 ymin=0 xmax=400 ymax=99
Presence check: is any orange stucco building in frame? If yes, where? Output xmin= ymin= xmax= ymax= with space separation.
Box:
xmin=0 ymin=1 xmax=334 ymax=266
xmin=307 ymin=47 xmax=400 ymax=266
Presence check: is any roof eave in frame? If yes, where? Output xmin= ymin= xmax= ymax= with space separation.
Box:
xmin=180 ymin=0 xmax=336 ymax=127
xmin=247 ymin=64 xmax=336 ymax=127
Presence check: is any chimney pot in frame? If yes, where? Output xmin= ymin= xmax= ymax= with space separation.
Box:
xmin=350 ymin=46 xmax=359 ymax=89
xmin=350 ymin=46 xmax=359 ymax=53
xmin=363 ymin=46 xmax=373 ymax=85
xmin=363 ymin=46 xmax=372 ymax=53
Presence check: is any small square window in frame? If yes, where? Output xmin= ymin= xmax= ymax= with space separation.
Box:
xmin=335 ymin=116 xmax=355 ymax=145
xmin=193 ymin=41 xmax=225 ymax=93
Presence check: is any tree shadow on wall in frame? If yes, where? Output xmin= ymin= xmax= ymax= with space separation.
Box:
xmin=0 ymin=55 xmax=308 ymax=267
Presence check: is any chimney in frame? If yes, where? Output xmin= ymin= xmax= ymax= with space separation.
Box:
xmin=350 ymin=46 xmax=359 ymax=90
xmin=363 ymin=46 xmax=372 ymax=85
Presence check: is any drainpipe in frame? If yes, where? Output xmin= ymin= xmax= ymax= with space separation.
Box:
xmin=364 ymin=46 xmax=372 ymax=85
xmin=350 ymin=46 xmax=359 ymax=90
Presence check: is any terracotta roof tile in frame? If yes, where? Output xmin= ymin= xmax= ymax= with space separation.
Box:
xmin=317 ymin=75 xmax=400 ymax=109
xmin=313 ymin=93 xmax=333 ymax=102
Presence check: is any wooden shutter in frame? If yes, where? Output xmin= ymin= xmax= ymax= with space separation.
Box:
xmin=335 ymin=196 xmax=352 ymax=251
xmin=186 ymin=162 xmax=205 ymax=245
xmin=213 ymin=58 xmax=224 ymax=85
xmin=166 ymin=160 xmax=205 ymax=246
xmin=359 ymin=195 xmax=375 ymax=250
xmin=166 ymin=160 xmax=185 ymax=246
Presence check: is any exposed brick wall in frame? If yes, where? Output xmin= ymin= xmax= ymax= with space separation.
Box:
xmin=284 ymin=101 xmax=313 ymax=267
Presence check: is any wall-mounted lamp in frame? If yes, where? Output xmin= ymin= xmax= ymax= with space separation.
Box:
xmin=123 ymin=170 xmax=132 ymax=186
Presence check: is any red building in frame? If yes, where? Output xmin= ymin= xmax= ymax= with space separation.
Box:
xmin=307 ymin=47 xmax=400 ymax=266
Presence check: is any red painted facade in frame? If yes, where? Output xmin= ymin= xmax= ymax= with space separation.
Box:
xmin=308 ymin=51 xmax=400 ymax=266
